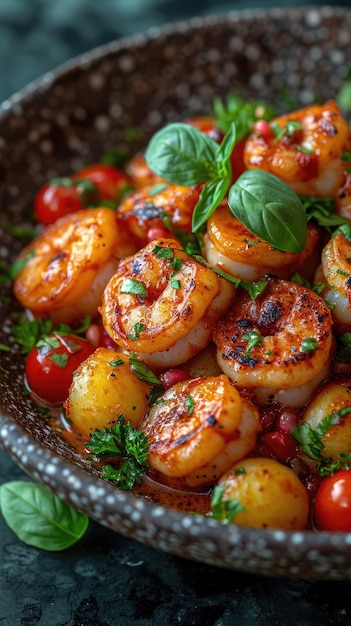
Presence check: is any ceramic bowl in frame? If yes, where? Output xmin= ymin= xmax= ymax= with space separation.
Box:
xmin=1 ymin=6 xmax=351 ymax=580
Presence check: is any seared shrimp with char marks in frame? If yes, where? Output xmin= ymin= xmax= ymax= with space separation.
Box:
xmin=118 ymin=182 xmax=200 ymax=246
xmin=244 ymin=101 xmax=351 ymax=197
xmin=100 ymin=237 xmax=236 ymax=368
xmin=320 ymin=230 xmax=351 ymax=326
xmin=13 ymin=208 xmax=137 ymax=325
xmin=213 ymin=278 xmax=333 ymax=407
xmin=205 ymin=203 xmax=321 ymax=282
xmin=126 ymin=151 xmax=163 ymax=188
xmin=140 ymin=374 xmax=260 ymax=487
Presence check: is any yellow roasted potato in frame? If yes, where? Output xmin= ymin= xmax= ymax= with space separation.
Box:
xmin=217 ymin=457 xmax=309 ymax=530
xmin=64 ymin=347 xmax=150 ymax=440
xmin=301 ymin=379 xmax=351 ymax=462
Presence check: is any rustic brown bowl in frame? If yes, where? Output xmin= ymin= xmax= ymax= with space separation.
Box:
xmin=1 ymin=6 xmax=351 ymax=580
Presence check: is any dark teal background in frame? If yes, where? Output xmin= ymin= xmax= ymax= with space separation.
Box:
xmin=1 ymin=0 xmax=350 ymax=102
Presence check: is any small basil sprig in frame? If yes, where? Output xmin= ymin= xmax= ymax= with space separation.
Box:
xmin=0 ymin=481 xmax=89 ymax=551
xmin=228 ymin=170 xmax=307 ymax=253
xmin=213 ymin=91 xmax=276 ymax=136
xmin=145 ymin=122 xmax=236 ymax=231
xmin=145 ymin=120 xmax=308 ymax=252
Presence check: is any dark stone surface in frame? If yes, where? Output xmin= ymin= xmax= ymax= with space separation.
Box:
xmin=2 ymin=1 xmax=351 ymax=623
xmin=2 ymin=449 xmax=351 ymax=626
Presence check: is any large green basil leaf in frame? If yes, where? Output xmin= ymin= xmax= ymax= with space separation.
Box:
xmin=145 ymin=122 xmax=220 ymax=186
xmin=228 ymin=170 xmax=307 ymax=252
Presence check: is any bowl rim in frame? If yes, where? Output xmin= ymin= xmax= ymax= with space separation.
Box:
xmin=2 ymin=4 xmax=351 ymax=577
xmin=0 ymin=4 xmax=348 ymax=113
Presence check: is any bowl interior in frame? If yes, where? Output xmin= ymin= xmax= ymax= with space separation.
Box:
xmin=1 ymin=6 xmax=351 ymax=580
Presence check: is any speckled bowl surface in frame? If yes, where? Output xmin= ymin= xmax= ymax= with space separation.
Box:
xmin=1 ymin=6 xmax=351 ymax=580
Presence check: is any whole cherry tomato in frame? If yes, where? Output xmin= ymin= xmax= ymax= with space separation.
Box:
xmin=313 ymin=469 xmax=351 ymax=531
xmin=34 ymin=164 xmax=132 ymax=225
xmin=25 ymin=334 xmax=95 ymax=404
xmin=73 ymin=163 xmax=131 ymax=201
xmin=34 ymin=178 xmax=98 ymax=225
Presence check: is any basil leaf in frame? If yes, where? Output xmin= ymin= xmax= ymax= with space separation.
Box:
xmin=228 ymin=170 xmax=307 ymax=252
xmin=215 ymin=122 xmax=236 ymax=168
xmin=192 ymin=177 xmax=230 ymax=232
xmin=0 ymin=481 xmax=89 ymax=551
xmin=145 ymin=122 xmax=220 ymax=186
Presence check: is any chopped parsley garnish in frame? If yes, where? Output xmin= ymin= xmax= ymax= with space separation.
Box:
xmin=185 ymin=395 xmax=195 ymax=416
xmin=11 ymin=314 xmax=92 ymax=354
xmin=291 ymin=408 xmax=351 ymax=474
xmin=86 ymin=415 xmax=149 ymax=491
xmin=210 ymin=485 xmax=246 ymax=524
xmin=120 ymin=278 xmax=148 ymax=298
xmin=242 ymin=330 xmax=263 ymax=355
xmin=335 ymin=331 xmax=351 ymax=363
xmin=301 ymin=337 xmax=319 ymax=352
xmin=128 ymin=353 xmax=162 ymax=387
xmin=126 ymin=322 xmax=145 ymax=341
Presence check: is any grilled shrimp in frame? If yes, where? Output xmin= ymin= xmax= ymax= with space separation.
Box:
xmin=126 ymin=151 xmax=163 ymax=187
xmin=140 ymin=374 xmax=260 ymax=487
xmin=101 ymin=237 xmax=235 ymax=368
xmin=320 ymin=230 xmax=351 ymax=325
xmin=204 ymin=203 xmax=321 ymax=281
xmin=13 ymin=208 xmax=137 ymax=325
xmin=213 ymin=277 xmax=333 ymax=407
xmin=244 ymin=101 xmax=351 ymax=197
xmin=336 ymin=172 xmax=351 ymax=220
xmin=118 ymin=182 xmax=200 ymax=246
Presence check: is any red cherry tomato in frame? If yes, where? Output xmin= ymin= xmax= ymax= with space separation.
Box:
xmin=25 ymin=334 xmax=95 ymax=404
xmin=73 ymin=164 xmax=131 ymax=201
xmin=313 ymin=469 xmax=351 ymax=531
xmin=34 ymin=181 xmax=85 ymax=225
xmin=34 ymin=164 xmax=131 ymax=225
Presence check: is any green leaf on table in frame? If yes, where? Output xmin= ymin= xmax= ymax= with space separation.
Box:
xmin=0 ymin=481 xmax=89 ymax=551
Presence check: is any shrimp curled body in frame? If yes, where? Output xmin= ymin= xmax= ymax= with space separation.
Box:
xmin=320 ymin=231 xmax=351 ymax=326
xmin=101 ymin=238 xmax=236 ymax=368
xmin=205 ymin=204 xmax=320 ymax=282
xmin=213 ymin=278 xmax=333 ymax=405
xmin=13 ymin=208 xmax=132 ymax=324
xmin=118 ymin=182 xmax=200 ymax=246
xmin=140 ymin=374 xmax=260 ymax=487
xmin=244 ymin=101 xmax=351 ymax=197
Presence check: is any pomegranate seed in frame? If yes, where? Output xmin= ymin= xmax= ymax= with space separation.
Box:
xmin=85 ymin=323 xmax=101 ymax=348
xmin=147 ymin=227 xmax=170 ymax=241
xmin=275 ymin=408 xmax=299 ymax=433
xmin=99 ymin=328 xmax=119 ymax=350
xmin=263 ymin=430 xmax=299 ymax=463
xmin=160 ymin=369 xmax=190 ymax=389
xmin=304 ymin=473 xmax=322 ymax=498
xmin=253 ymin=120 xmax=271 ymax=137
xmin=260 ymin=406 xmax=279 ymax=434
